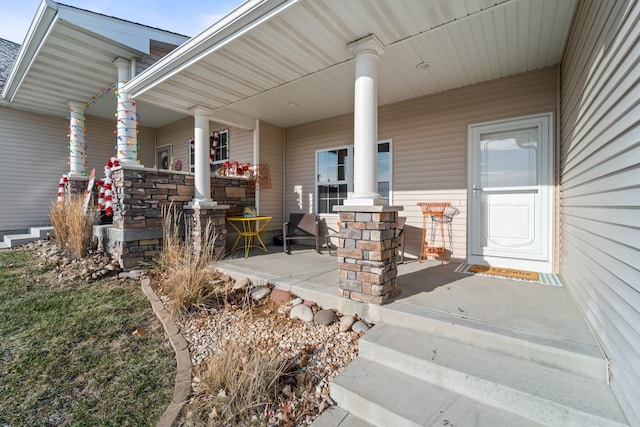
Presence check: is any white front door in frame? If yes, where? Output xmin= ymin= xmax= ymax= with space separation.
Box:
xmin=467 ymin=113 xmax=553 ymax=273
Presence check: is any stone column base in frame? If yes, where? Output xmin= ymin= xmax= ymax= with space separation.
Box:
xmin=183 ymin=202 xmax=230 ymax=259
xmin=333 ymin=205 xmax=404 ymax=304
xmin=68 ymin=176 xmax=89 ymax=196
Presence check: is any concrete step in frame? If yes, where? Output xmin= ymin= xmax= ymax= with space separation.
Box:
xmin=377 ymin=302 xmax=606 ymax=381
xmin=330 ymin=357 xmax=544 ymax=427
xmin=3 ymin=233 xmax=39 ymax=247
xmin=356 ymin=323 xmax=627 ymax=426
xmin=0 ymin=242 xmax=8 ymax=250
xmin=1 ymin=226 xmax=54 ymax=248
xmin=311 ymin=407 xmax=374 ymax=427
xmin=29 ymin=226 xmax=54 ymax=239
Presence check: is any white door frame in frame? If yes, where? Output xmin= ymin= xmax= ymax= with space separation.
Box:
xmin=467 ymin=113 xmax=554 ymax=273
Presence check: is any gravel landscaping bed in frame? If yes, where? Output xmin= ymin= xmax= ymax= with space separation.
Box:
xmin=154 ymin=276 xmax=366 ymax=426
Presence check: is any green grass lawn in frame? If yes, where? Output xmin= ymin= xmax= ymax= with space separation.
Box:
xmin=0 ymin=249 xmax=175 ymax=426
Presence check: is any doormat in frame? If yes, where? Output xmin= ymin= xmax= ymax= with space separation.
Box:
xmin=455 ymin=263 xmax=562 ymax=286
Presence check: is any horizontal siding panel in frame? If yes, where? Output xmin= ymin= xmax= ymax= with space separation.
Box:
xmin=561 ymin=237 xmax=640 ymax=371
xmin=157 ymin=117 xmax=193 ymax=169
xmin=561 ymin=3 xmax=639 ymax=144
xmin=560 ymin=0 xmax=624 ymax=125
xmin=562 ymin=206 xmax=638 ymax=228
xmin=228 ymin=126 xmax=254 ymax=165
xmin=560 ymin=0 xmax=640 ymax=424
xmin=562 ymin=131 xmax=640 ymax=189
xmin=562 ymin=221 xmax=640 ymax=285
xmin=0 ymin=107 xmax=69 ymax=230
xmin=561 ymin=24 xmax=639 ymax=164
xmin=561 ymin=188 xmax=640 ymax=207
xmin=561 ymin=167 xmax=640 ymax=198
xmin=258 ymin=121 xmax=284 ymax=232
xmin=562 ymin=253 xmax=640 ymax=421
xmin=562 ymin=92 xmax=640 ymax=177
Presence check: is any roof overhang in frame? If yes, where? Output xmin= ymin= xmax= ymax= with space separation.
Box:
xmin=1 ymin=0 xmax=188 ymax=126
xmin=125 ymin=0 xmax=577 ymax=129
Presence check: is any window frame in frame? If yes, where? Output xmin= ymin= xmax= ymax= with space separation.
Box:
xmin=315 ymin=145 xmax=353 ymax=215
xmin=209 ymin=129 xmax=229 ymax=171
xmin=377 ymin=138 xmax=393 ymax=205
xmin=314 ymin=139 xmax=393 ymax=214
xmin=188 ymin=128 xmax=229 ymax=173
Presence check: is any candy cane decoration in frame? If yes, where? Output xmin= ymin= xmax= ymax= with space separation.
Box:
xmin=99 ymin=157 xmax=119 ymax=217
xmin=57 ymin=174 xmax=69 ymax=202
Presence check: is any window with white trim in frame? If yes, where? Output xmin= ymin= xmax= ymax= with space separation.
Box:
xmin=189 ymin=129 xmax=229 ymax=173
xmin=377 ymin=140 xmax=392 ymax=204
xmin=316 ymin=146 xmax=351 ymax=214
xmin=315 ymin=139 xmax=392 ymax=214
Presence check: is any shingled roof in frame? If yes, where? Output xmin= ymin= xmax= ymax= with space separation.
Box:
xmin=0 ymin=38 xmax=20 ymax=93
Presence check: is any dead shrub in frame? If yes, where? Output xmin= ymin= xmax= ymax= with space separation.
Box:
xmin=159 ymin=205 xmax=224 ymax=318
xmin=49 ymin=197 xmax=97 ymax=259
xmin=184 ymin=341 xmax=287 ymax=426
xmin=49 ymin=199 xmax=68 ymax=248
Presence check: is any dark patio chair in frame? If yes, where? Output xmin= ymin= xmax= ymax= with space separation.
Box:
xmin=283 ymin=213 xmax=320 ymax=254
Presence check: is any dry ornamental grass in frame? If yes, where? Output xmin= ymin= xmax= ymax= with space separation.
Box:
xmin=49 ymin=196 xmax=98 ymax=259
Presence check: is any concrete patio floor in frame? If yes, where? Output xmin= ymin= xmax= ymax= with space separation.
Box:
xmin=215 ymin=244 xmax=601 ymax=358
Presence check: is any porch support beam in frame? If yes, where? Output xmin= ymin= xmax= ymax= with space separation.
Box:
xmin=345 ymin=34 xmax=385 ymax=206
xmin=192 ymin=106 xmax=215 ymax=204
xmin=113 ymin=57 xmax=142 ymax=167
xmin=67 ymin=100 xmax=87 ymax=177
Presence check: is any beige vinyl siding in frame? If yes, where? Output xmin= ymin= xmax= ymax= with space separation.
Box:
xmin=156 ymin=117 xmax=193 ymax=169
xmin=0 ymin=108 xmax=156 ymax=232
xmin=0 ymin=107 xmax=68 ymax=231
xmin=227 ymin=126 xmax=253 ymax=165
xmin=285 ymin=68 xmax=558 ymax=259
xmin=559 ymin=0 xmax=640 ymax=424
xmin=258 ymin=121 xmax=284 ymax=232
xmin=83 ymin=115 xmax=155 ymax=172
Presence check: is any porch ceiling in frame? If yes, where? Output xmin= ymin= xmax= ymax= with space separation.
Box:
xmin=2 ymin=1 xmax=188 ymax=128
xmin=126 ymin=0 xmax=577 ymax=129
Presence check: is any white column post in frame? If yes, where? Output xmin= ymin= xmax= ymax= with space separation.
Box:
xmin=345 ymin=35 xmax=385 ymax=206
xmin=192 ymin=107 xmax=214 ymax=203
xmin=68 ymin=101 xmax=87 ymax=177
xmin=113 ymin=57 xmax=141 ymax=167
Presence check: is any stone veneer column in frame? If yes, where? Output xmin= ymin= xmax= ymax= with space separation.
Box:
xmin=183 ymin=204 xmax=229 ymax=259
xmin=334 ymin=205 xmax=403 ymax=304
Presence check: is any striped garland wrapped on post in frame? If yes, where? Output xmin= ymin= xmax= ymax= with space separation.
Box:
xmin=57 ymin=174 xmax=69 ymax=202
xmin=97 ymin=179 xmax=105 ymax=211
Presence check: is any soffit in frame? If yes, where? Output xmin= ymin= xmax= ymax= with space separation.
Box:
xmin=128 ymin=0 xmax=577 ymax=129
xmin=4 ymin=2 xmax=188 ymax=127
